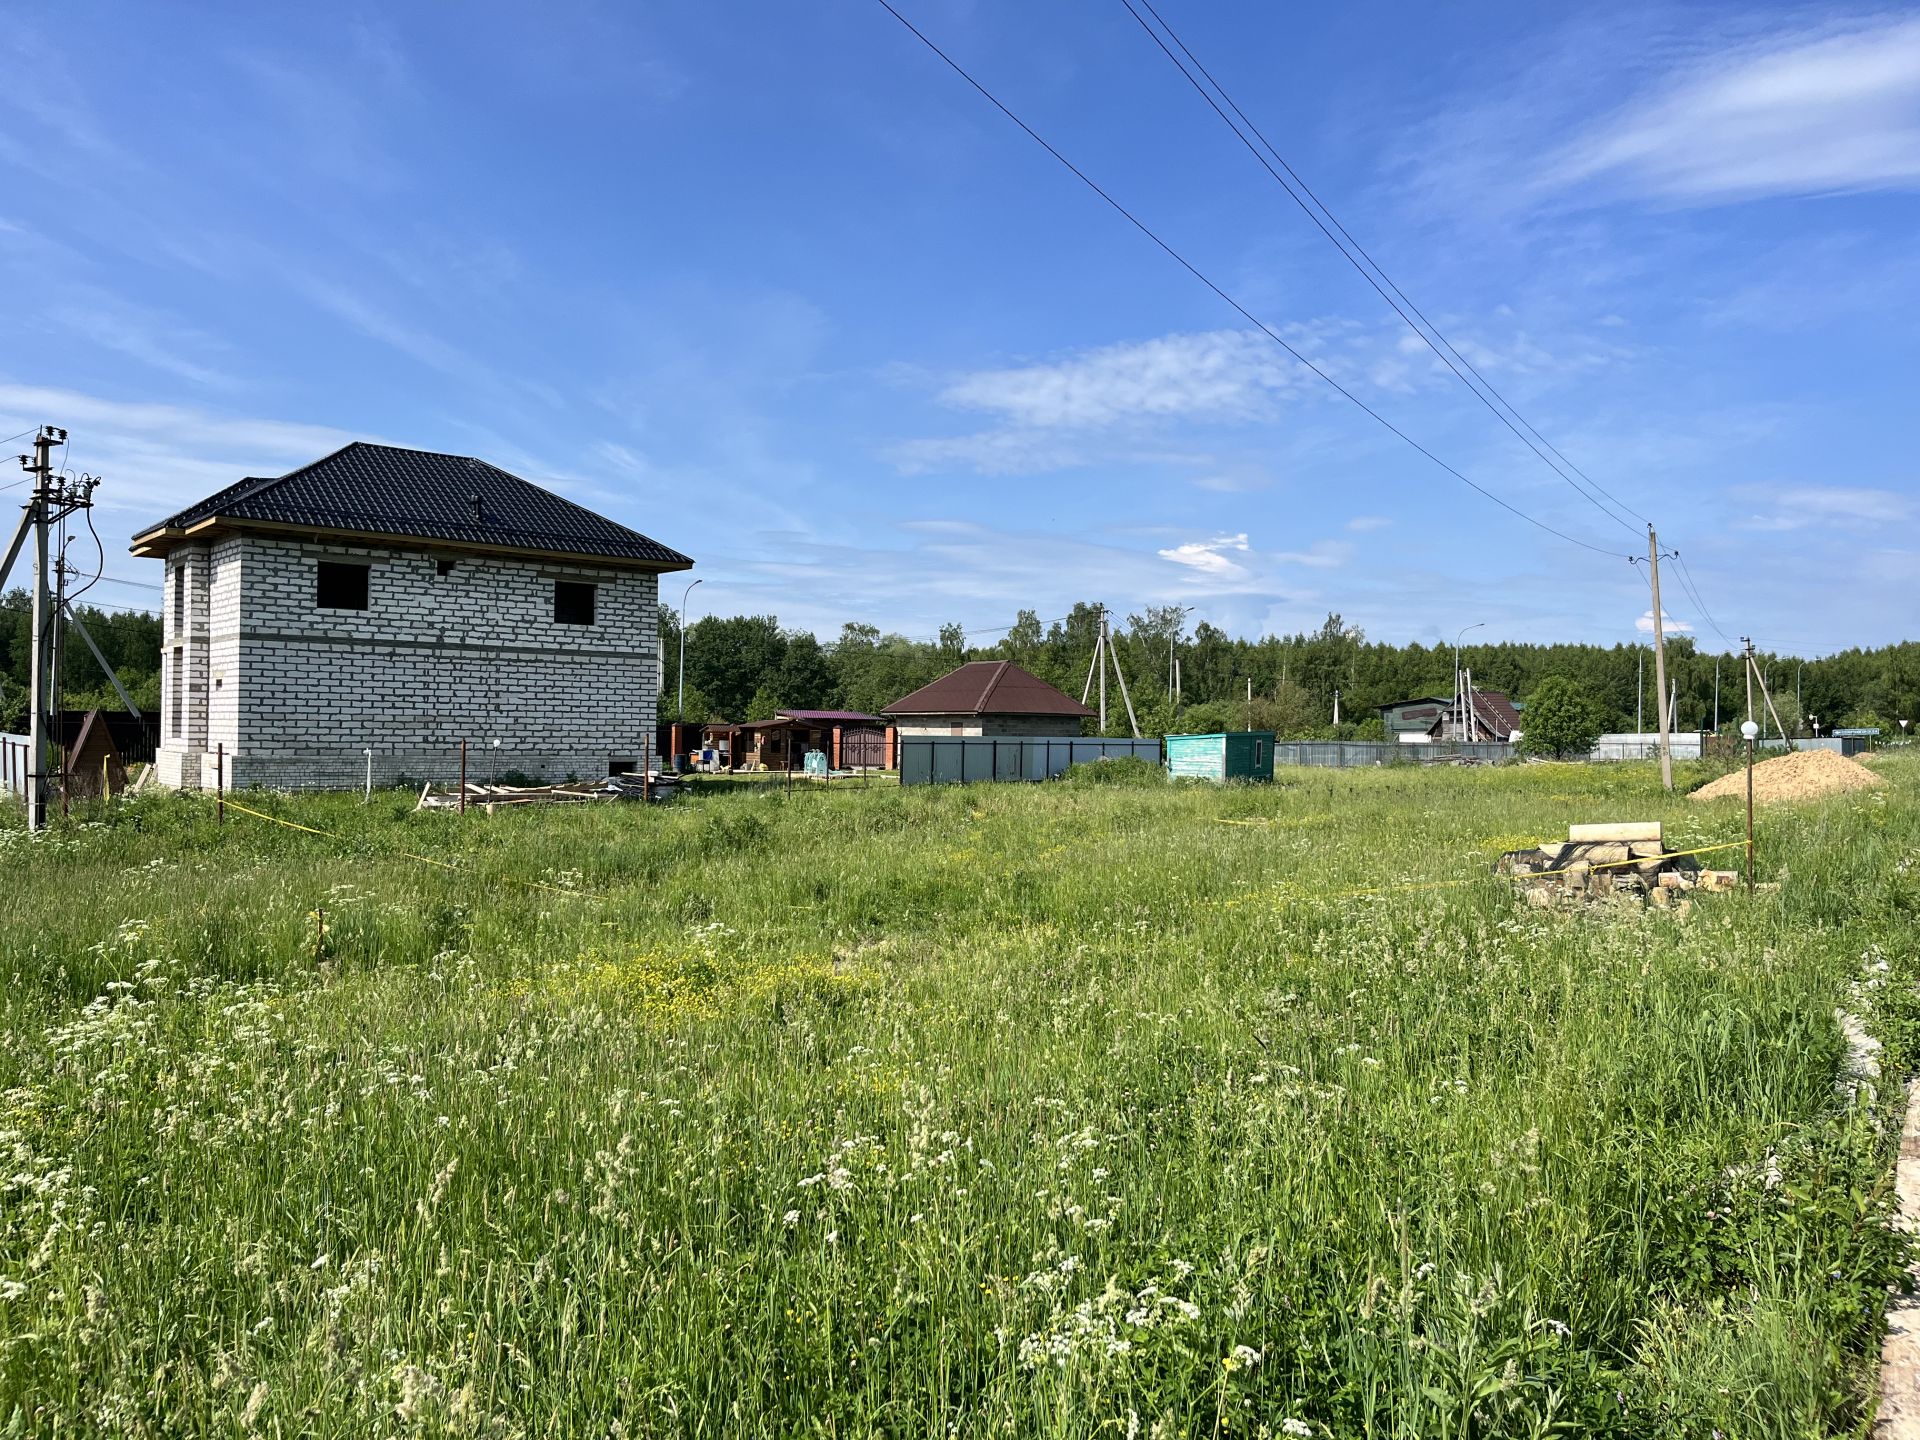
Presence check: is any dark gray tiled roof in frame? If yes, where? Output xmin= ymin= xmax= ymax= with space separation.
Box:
xmin=134 ymin=442 xmax=690 ymax=568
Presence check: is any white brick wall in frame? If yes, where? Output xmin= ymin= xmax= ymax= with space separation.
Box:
xmin=155 ymin=535 xmax=667 ymax=789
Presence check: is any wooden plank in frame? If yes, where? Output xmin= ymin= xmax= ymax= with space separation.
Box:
xmin=1568 ymin=822 xmax=1662 ymax=843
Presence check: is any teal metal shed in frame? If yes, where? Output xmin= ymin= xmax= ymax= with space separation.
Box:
xmin=1165 ymin=731 xmax=1275 ymax=783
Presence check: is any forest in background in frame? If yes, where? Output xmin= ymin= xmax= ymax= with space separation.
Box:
xmin=666 ymin=604 xmax=1920 ymax=741
xmin=5 ymin=589 xmax=1914 ymax=742
xmin=0 ymin=591 xmax=160 ymax=729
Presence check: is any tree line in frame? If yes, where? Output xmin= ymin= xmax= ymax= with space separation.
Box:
xmin=7 ymin=587 xmax=1911 ymax=745
xmin=0 ymin=590 xmax=162 ymax=730
xmin=667 ymin=603 xmax=1920 ymax=741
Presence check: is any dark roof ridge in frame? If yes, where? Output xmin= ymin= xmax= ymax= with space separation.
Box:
xmin=974 ymin=659 xmax=1012 ymax=713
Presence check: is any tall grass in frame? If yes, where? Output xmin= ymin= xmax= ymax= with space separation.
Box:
xmin=0 ymin=757 xmax=1915 ymax=1436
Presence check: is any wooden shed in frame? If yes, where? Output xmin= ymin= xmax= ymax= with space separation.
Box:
xmin=1166 ymin=731 xmax=1275 ymax=783
xmin=64 ymin=709 xmax=128 ymax=799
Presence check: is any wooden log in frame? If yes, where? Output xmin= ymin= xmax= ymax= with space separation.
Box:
xmin=1568 ymin=822 xmax=1663 ymax=843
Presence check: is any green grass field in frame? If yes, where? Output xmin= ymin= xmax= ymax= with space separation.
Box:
xmin=2 ymin=757 xmax=1916 ymax=1437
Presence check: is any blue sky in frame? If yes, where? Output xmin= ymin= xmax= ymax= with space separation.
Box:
xmin=3 ymin=2 xmax=1916 ymax=654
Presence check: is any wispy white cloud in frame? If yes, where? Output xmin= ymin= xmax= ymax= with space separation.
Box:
xmin=885 ymin=430 xmax=1090 ymax=476
xmin=1346 ymin=515 xmax=1391 ymax=532
xmin=939 ymin=330 xmax=1302 ymax=428
xmin=1544 ymin=16 xmax=1920 ymax=204
xmin=1735 ymin=484 xmax=1916 ymax=532
xmin=44 ymin=288 xmax=241 ymax=391
xmin=1635 ymin=609 xmax=1692 ymax=635
xmin=1158 ymin=533 xmax=1251 ymax=578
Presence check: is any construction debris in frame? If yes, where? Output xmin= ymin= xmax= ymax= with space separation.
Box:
xmin=1498 ymin=820 xmax=1737 ymax=910
xmin=1689 ymin=748 xmax=1883 ymax=807
xmin=416 ymin=773 xmax=679 ymax=811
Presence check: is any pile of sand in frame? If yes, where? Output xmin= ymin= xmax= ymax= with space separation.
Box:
xmin=1689 ymin=747 xmax=1884 ymax=806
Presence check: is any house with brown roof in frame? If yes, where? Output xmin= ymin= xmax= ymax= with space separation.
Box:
xmin=883 ymin=661 xmax=1093 ymax=738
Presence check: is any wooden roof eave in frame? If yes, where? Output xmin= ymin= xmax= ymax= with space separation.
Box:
xmin=128 ymin=514 xmax=694 ymax=574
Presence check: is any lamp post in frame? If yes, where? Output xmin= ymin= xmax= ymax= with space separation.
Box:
xmin=1167 ymin=605 xmax=1193 ymax=705
xmin=676 ymin=576 xmax=704 ymax=727
xmin=1452 ymin=622 xmax=1484 ymax=738
xmin=1809 ymin=714 xmax=1819 ymax=739
xmin=1741 ymin=718 xmax=1759 ymax=894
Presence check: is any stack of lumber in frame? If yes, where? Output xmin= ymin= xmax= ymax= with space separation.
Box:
xmin=416 ymin=773 xmax=678 ymax=811
xmin=1497 ymin=822 xmax=1738 ymax=909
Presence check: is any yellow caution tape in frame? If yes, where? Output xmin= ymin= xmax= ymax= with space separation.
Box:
xmin=1518 ymin=837 xmax=1747 ymax=882
xmin=213 ymin=795 xmax=593 ymax=899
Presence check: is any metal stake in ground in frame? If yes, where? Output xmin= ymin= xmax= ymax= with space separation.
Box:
xmin=459 ymin=739 xmax=467 ymax=814
xmin=1740 ymin=717 xmax=1758 ymax=894
xmin=216 ymin=741 xmax=225 ymax=825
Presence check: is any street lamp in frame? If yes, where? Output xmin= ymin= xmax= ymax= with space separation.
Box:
xmin=1168 ymin=605 xmax=1193 ymax=706
xmin=1809 ymin=714 xmax=1819 ymax=738
xmin=677 ymin=577 xmax=704 ymax=725
xmin=1452 ymin=622 xmax=1485 ymax=737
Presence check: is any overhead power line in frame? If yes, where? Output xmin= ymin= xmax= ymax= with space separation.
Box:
xmin=1118 ymin=0 xmax=1648 ymax=538
xmin=1670 ymin=549 xmax=1733 ymax=645
xmin=872 ymin=0 xmax=1631 ymax=561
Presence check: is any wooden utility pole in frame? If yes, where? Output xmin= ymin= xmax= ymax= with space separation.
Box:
xmin=1646 ymin=526 xmax=1674 ymax=792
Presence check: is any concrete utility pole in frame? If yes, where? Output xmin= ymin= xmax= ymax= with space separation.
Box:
xmin=1713 ymin=655 xmax=1720 ymax=732
xmin=0 ymin=428 xmax=98 ymax=831
xmin=1646 ymin=526 xmax=1674 ymax=792
xmin=1452 ymin=622 xmax=1483 ymax=739
xmin=1098 ymin=607 xmax=1107 ymax=733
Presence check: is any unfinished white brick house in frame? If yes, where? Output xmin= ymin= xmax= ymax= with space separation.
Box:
xmin=131 ymin=442 xmax=692 ymax=790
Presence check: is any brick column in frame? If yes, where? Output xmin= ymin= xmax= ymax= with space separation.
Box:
xmin=884 ymin=726 xmax=896 ymax=770
xmin=831 ymin=726 xmax=842 ymax=769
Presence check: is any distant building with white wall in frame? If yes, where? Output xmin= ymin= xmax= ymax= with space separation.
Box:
xmin=131 ymin=442 xmax=691 ymax=790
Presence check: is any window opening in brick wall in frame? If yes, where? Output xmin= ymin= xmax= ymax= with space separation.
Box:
xmin=608 ymin=759 xmax=636 ymax=776
xmin=554 ymin=581 xmax=596 ymax=625
xmin=170 ymin=647 xmax=184 ymax=738
xmin=437 ymin=559 xmax=456 ymax=577
xmin=316 ymin=561 xmax=370 ymax=610
xmin=172 ymin=565 xmax=186 ymax=634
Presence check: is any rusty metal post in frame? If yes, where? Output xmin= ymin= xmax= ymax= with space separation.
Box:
xmin=216 ymin=741 xmax=225 ymax=825
xmin=459 ymin=739 xmax=467 ymax=814
xmin=1746 ymin=734 xmax=1755 ymax=896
